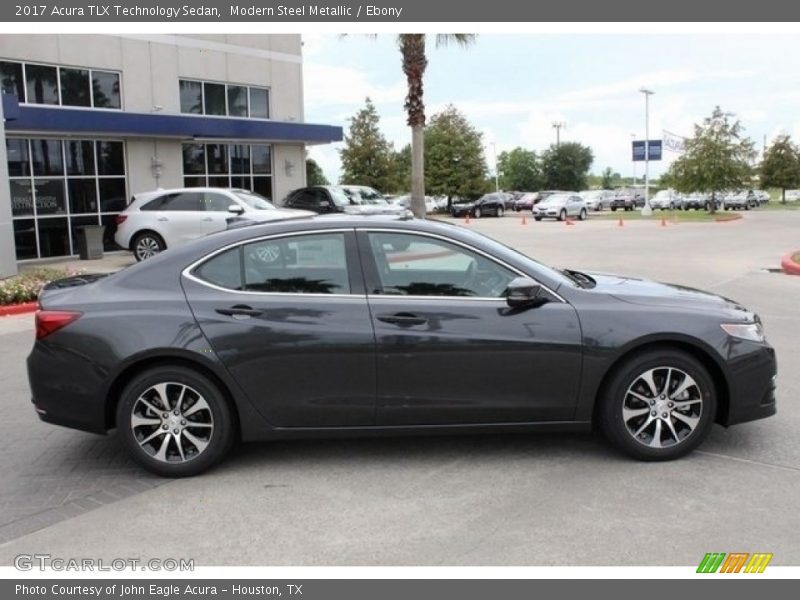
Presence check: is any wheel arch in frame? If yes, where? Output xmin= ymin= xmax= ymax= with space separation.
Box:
xmin=590 ymin=338 xmax=731 ymax=426
xmin=104 ymin=353 xmax=242 ymax=436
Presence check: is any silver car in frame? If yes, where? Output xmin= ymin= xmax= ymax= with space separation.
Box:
xmin=533 ymin=193 xmax=587 ymax=221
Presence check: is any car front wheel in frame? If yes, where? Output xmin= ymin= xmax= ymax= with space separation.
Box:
xmin=132 ymin=232 xmax=165 ymax=261
xmin=558 ymin=209 xmax=567 ymax=221
xmin=116 ymin=366 xmax=236 ymax=477
xmin=598 ymin=349 xmax=716 ymax=461
xmin=474 ymin=207 xmax=482 ymax=218
xmin=497 ymin=206 xmax=504 ymax=217
xmin=578 ymin=208 xmax=587 ymax=221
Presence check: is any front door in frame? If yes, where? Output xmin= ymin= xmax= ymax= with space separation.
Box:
xmin=359 ymin=230 xmax=583 ymax=426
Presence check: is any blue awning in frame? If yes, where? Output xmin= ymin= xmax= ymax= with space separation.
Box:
xmin=2 ymin=94 xmax=342 ymax=144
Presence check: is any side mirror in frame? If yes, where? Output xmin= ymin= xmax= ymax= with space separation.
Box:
xmin=227 ymin=204 xmax=245 ymax=215
xmin=505 ymin=277 xmax=545 ymax=308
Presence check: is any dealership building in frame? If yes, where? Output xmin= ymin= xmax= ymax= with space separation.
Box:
xmin=0 ymin=34 xmax=342 ymax=276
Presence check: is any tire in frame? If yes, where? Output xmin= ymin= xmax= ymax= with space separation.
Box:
xmin=534 ymin=216 xmax=542 ymax=221
xmin=578 ymin=208 xmax=587 ymax=221
xmin=132 ymin=231 xmax=166 ymax=262
xmin=669 ymin=203 xmax=675 ymax=210
xmin=497 ymin=206 xmax=504 ymax=218
xmin=611 ymin=207 xmax=617 ymax=212
xmin=597 ymin=348 xmax=717 ymax=461
xmin=116 ymin=366 xmax=236 ymax=477
xmin=474 ymin=207 xmax=482 ymax=218
xmin=558 ymin=209 xmax=567 ymax=221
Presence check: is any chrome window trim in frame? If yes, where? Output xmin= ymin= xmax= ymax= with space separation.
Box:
xmin=362 ymin=228 xmax=566 ymax=303
xmin=182 ymin=228 xmax=362 ymax=298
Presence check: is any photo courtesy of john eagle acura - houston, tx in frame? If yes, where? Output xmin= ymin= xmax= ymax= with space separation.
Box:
xmin=27 ymin=216 xmax=777 ymax=476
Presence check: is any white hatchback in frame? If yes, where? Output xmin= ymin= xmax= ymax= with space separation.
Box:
xmin=115 ymin=188 xmax=312 ymax=261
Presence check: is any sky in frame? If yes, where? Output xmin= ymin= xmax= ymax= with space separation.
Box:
xmin=301 ymin=33 xmax=800 ymax=186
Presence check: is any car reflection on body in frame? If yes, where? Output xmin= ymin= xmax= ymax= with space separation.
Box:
xmin=28 ymin=215 xmax=777 ymax=476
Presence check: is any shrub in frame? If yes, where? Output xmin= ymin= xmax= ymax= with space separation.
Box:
xmin=0 ymin=267 xmax=84 ymax=306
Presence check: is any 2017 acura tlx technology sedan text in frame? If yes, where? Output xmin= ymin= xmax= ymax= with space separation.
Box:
xmin=27 ymin=216 xmax=777 ymax=476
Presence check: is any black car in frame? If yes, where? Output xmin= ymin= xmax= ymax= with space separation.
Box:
xmin=28 ymin=216 xmax=776 ymax=476
xmin=451 ymin=193 xmax=507 ymax=218
xmin=280 ymin=185 xmax=406 ymax=216
xmin=610 ymin=192 xmax=635 ymax=211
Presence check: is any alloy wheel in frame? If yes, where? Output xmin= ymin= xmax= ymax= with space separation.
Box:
xmin=131 ymin=382 xmax=214 ymax=463
xmin=135 ymin=236 xmax=162 ymax=260
xmin=621 ymin=367 xmax=703 ymax=449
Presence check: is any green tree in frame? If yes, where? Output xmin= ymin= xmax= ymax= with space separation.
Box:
xmin=305 ymin=158 xmax=329 ymax=186
xmin=541 ymin=142 xmax=594 ymax=191
xmin=760 ymin=134 xmax=800 ymax=204
xmin=386 ymin=144 xmax=411 ymax=194
xmin=339 ymin=97 xmax=395 ymax=191
xmin=600 ymin=167 xmax=616 ymax=189
xmin=398 ymin=34 xmax=476 ymax=218
xmin=497 ymin=148 xmax=542 ymax=191
xmin=665 ymin=106 xmax=756 ymax=213
xmin=424 ymin=105 xmax=488 ymax=206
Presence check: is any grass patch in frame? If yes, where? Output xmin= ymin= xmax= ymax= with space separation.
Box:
xmin=0 ymin=267 xmax=82 ymax=306
xmin=591 ymin=209 xmax=738 ymax=222
xmin=758 ymin=201 xmax=800 ymax=211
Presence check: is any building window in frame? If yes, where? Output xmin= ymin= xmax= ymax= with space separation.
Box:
xmin=178 ymin=78 xmax=270 ymax=119
xmin=0 ymin=59 xmax=121 ymax=109
xmin=182 ymin=143 xmax=273 ymax=201
xmin=5 ymin=137 xmax=128 ymax=259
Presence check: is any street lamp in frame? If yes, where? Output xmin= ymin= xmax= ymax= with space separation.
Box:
xmin=491 ymin=142 xmax=499 ymax=192
xmin=639 ymin=88 xmax=654 ymax=216
xmin=552 ymin=121 xmax=566 ymax=146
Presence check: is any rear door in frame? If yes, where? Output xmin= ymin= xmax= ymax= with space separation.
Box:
xmin=182 ymin=229 xmax=377 ymax=427
xmin=154 ymin=191 xmax=205 ymax=246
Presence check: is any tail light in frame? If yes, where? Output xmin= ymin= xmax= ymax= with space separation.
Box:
xmin=115 ymin=214 xmax=127 ymax=225
xmin=35 ymin=310 xmax=82 ymax=340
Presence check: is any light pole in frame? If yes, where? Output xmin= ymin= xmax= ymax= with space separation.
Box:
xmin=491 ymin=142 xmax=499 ymax=192
xmin=552 ymin=121 xmax=566 ymax=146
xmin=639 ymin=88 xmax=654 ymax=216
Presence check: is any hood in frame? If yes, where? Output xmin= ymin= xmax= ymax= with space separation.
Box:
xmin=588 ymin=272 xmax=752 ymax=318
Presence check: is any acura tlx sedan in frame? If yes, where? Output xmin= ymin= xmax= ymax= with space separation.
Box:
xmin=28 ymin=216 xmax=777 ymax=476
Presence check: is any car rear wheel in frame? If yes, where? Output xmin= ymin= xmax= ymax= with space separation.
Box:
xmin=116 ymin=366 xmax=235 ymax=477
xmin=474 ymin=207 xmax=482 ymax=218
xmin=534 ymin=216 xmax=542 ymax=221
xmin=132 ymin=232 xmax=165 ymax=261
xmin=497 ymin=206 xmax=504 ymax=217
xmin=611 ymin=207 xmax=617 ymax=212
xmin=598 ymin=349 xmax=716 ymax=461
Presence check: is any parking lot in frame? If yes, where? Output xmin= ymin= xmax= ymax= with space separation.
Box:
xmin=0 ymin=209 xmax=798 ymax=565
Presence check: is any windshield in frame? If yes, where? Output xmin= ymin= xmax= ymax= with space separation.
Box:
xmin=544 ymin=194 xmax=570 ymax=203
xmin=233 ymin=191 xmax=276 ymax=210
xmin=328 ymin=188 xmax=352 ymax=207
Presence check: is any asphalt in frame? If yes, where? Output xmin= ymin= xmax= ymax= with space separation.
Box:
xmin=0 ymin=209 xmax=798 ymax=566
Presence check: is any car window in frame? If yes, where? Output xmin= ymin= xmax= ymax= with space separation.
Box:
xmin=203 ymin=192 xmax=233 ymax=212
xmin=193 ymin=233 xmax=351 ymax=294
xmin=158 ymin=192 xmax=203 ymax=211
xmin=367 ymin=232 xmax=516 ymax=298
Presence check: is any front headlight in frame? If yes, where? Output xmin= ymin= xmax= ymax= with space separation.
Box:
xmin=720 ymin=322 xmax=766 ymax=343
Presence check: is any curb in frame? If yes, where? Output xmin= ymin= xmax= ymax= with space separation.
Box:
xmin=713 ymin=213 xmax=743 ymax=223
xmin=781 ymin=252 xmax=800 ymax=276
xmin=0 ymin=301 xmax=38 ymax=317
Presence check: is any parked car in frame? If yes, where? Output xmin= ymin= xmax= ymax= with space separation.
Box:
xmin=390 ymin=195 xmax=437 ymax=214
xmin=532 ymin=193 xmax=587 ymax=221
xmin=752 ymin=190 xmax=771 ymax=205
xmin=28 ymin=215 xmax=777 ymax=476
xmin=451 ymin=193 xmax=508 ymax=218
xmin=114 ymin=188 xmax=310 ymax=262
xmin=281 ymin=185 xmax=408 ymax=217
xmin=513 ymin=192 xmax=540 ymax=212
xmin=723 ymin=191 xmax=752 ymax=211
xmin=682 ymin=194 xmax=709 ymax=211
xmin=610 ymin=192 xmax=636 ymax=212
xmin=784 ymin=190 xmax=800 ymax=202
xmin=580 ymin=190 xmax=615 ymax=211
xmin=649 ymin=189 xmax=680 ymax=210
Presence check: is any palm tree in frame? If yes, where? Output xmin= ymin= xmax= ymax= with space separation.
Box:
xmin=399 ymin=34 xmax=476 ymax=218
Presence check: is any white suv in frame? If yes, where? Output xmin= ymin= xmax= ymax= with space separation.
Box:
xmin=115 ymin=188 xmax=311 ymax=261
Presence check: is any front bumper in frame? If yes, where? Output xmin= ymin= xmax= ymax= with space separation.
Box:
xmin=723 ymin=343 xmax=777 ymax=426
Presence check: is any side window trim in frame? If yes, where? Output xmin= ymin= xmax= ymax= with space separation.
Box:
xmin=184 ymin=229 xmax=366 ymax=297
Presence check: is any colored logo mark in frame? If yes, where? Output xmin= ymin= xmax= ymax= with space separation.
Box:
xmin=697 ymin=552 xmax=773 ymax=573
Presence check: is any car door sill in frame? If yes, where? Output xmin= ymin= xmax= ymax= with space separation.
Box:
xmin=247 ymin=420 xmax=592 ymax=441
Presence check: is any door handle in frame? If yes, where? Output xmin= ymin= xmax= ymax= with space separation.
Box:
xmin=157 ymin=217 xmax=168 ymax=222
xmin=202 ymin=217 xmax=213 ymax=222
xmin=215 ymin=305 xmax=263 ymax=318
xmin=376 ymin=312 xmax=427 ymax=326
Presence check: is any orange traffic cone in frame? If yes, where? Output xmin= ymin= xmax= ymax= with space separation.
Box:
xmin=618 ymin=217 xmax=624 ymax=227
xmin=565 ymin=217 xmax=574 ymax=226
xmin=661 ymin=217 xmax=667 ymax=227
xmin=521 ymin=214 xmax=527 ymax=225
xmin=464 ymin=212 xmax=470 ymax=224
